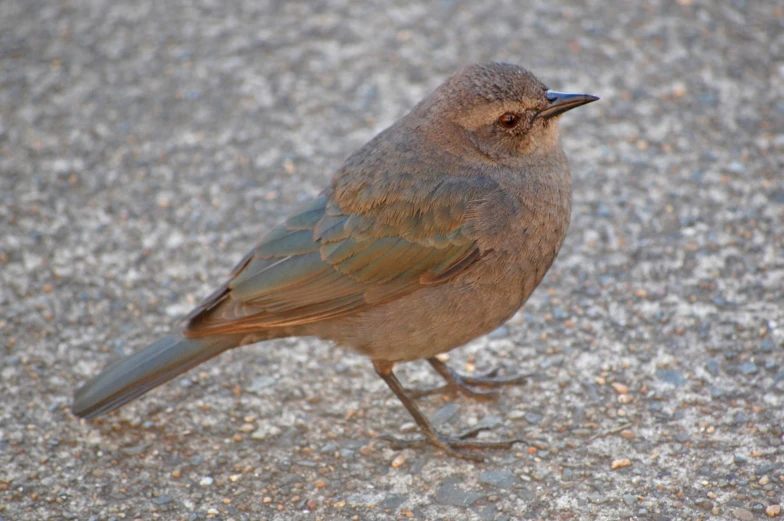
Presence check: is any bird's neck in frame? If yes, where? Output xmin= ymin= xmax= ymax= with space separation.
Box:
xmin=495 ymin=144 xmax=572 ymax=208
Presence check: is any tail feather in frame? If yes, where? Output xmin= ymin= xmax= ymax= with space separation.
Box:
xmin=72 ymin=334 xmax=239 ymax=419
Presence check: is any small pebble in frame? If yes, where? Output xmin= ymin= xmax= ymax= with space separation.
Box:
xmin=382 ymin=494 xmax=407 ymax=510
xmin=759 ymin=476 xmax=770 ymax=485
xmin=733 ymin=507 xmax=754 ymax=521
xmin=672 ymin=83 xmax=687 ymax=98
xmin=435 ymin=476 xmax=486 ymax=507
xmin=767 ymin=505 xmax=781 ymax=517
xmin=611 ymin=382 xmax=629 ymax=394
xmin=524 ymin=411 xmax=543 ymax=424
xmin=399 ymin=422 xmax=418 ymax=433
xmin=250 ymin=425 xmax=281 ymax=441
xmin=391 ymin=454 xmax=406 ymax=468
xmin=611 ymin=458 xmax=631 ymax=470
xmin=431 ymin=403 xmax=461 ymax=426
xmin=248 ymin=376 xmax=277 ymax=391
xmin=471 ymin=415 xmax=502 ymax=431
xmin=321 ymin=443 xmax=340 ymax=455
xmin=479 ymin=470 xmax=517 ymax=490
xmin=656 ymin=369 xmax=686 ymax=387
xmin=339 ymin=449 xmax=355 ymax=459
xmin=199 ymin=476 xmax=213 ymax=487
xmin=676 ymin=432 xmax=691 ymax=443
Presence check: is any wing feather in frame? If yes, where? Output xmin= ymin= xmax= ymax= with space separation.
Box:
xmin=184 ymin=174 xmax=498 ymax=337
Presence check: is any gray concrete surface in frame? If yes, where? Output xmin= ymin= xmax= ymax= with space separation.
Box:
xmin=2 ymin=0 xmax=783 ymax=520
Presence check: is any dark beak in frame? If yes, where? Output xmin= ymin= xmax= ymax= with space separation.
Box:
xmin=538 ymin=90 xmax=599 ymax=119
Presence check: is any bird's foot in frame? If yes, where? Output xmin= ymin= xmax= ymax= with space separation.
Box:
xmin=372 ymin=359 xmax=524 ymax=460
xmin=408 ymin=359 xmax=531 ymax=400
xmin=372 ymin=427 xmax=524 ymax=462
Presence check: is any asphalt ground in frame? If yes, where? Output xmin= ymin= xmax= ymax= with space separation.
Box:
xmin=1 ymin=1 xmax=783 ymax=520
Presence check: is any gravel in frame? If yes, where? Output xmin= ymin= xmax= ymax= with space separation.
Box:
xmin=2 ymin=0 xmax=783 ymax=520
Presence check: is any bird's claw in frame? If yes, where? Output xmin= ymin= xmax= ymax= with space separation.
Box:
xmin=408 ymin=362 xmax=532 ymax=399
xmin=371 ymin=431 xmax=524 ymax=461
xmin=459 ymin=369 xmax=532 ymax=388
xmin=407 ymin=383 xmax=500 ymax=400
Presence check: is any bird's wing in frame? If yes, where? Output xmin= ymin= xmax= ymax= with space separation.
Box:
xmin=183 ymin=174 xmax=498 ymax=337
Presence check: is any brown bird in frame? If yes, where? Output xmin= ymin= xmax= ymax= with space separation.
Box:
xmin=73 ymin=62 xmax=597 ymax=460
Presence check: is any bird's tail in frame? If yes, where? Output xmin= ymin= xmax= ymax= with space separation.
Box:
xmin=72 ymin=333 xmax=239 ymax=420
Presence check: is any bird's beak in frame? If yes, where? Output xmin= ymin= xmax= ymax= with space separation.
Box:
xmin=538 ymin=90 xmax=599 ymax=119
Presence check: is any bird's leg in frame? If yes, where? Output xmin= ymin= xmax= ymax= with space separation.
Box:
xmin=371 ymin=360 xmax=523 ymax=461
xmin=407 ymin=357 xmax=530 ymax=399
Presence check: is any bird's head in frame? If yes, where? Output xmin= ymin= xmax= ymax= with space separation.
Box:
xmin=416 ymin=62 xmax=598 ymax=163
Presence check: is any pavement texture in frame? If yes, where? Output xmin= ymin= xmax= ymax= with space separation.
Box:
xmin=1 ymin=0 xmax=783 ymax=520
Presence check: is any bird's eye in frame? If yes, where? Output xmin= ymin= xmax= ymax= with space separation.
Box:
xmin=498 ymin=112 xmax=520 ymax=129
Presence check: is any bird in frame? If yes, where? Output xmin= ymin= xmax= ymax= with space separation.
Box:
xmin=72 ymin=62 xmax=598 ymax=460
